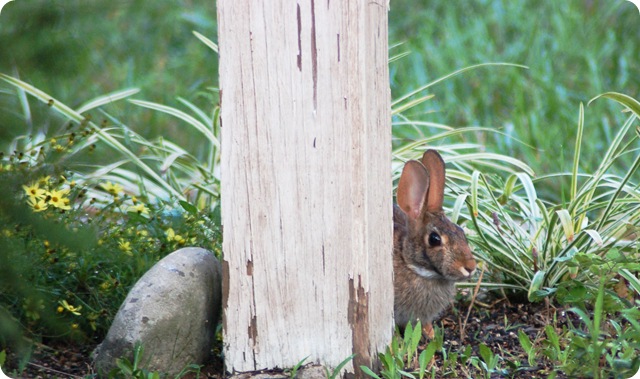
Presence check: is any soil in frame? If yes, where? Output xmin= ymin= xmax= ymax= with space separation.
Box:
xmin=9 ymin=300 xmax=575 ymax=379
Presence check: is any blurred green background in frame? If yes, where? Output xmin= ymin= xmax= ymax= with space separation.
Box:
xmin=0 ymin=0 xmax=639 ymax=178
xmin=0 ymin=0 xmax=218 ymax=151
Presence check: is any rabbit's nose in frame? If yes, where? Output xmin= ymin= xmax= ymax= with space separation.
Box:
xmin=466 ymin=259 xmax=477 ymax=276
xmin=459 ymin=259 xmax=476 ymax=277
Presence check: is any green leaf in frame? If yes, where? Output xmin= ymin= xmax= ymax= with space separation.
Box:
xmin=516 ymin=172 xmax=539 ymax=224
xmin=500 ymin=174 xmax=518 ymax=203
xmin=571 ymin=103 xmax=584 ymax=203
xmin=193 ymin=30 xmax=219 ymax=53
xmin=554 ymin=247 xmax=579 ymax=263
xmin=448 ymin=153 xmax=534 ymax=176
xmin=517 ymin=329 xmax=532 ymax=353
xmin=478 ymin=344 xmax=494 ymax=365
xmin=451 ymin=193 xmax=467 ymax=224
xmin=531 ymin=288 xmax=556 ymax=300
xmin=128 ymin=99 xmax=219 ymax=147
xmin=0 ymin=74 xmax=185 ymax=200
xmin=528 ymin=270 xmax=546 ymax=301
xmin=392 ymin=62 xmax=528 ymax=108
xmin=556 ymin=209 xmax=574 ymax=242
xmin=359 ymin=365 xmax=382 ymax=379
xmin=0 ymin=349 xmax=6 ymax=367
xmin=588 ymin=92 xmax=640 ymax=120
xmin=561 ymin=281 xmax=587 ymax=303
xmin=418 ymin=343 xmax=436 ymax=379
xmin=115 ymin=358 xmax=134 ymax=375
xmin=619 ymin=268 xmax=640 ymax=295
xmin=398 ymin=369 xmax=416 ymax=379
xmin=544 ymin=325 xmax=560 ymax=351
xmin=409 ymin=320 xmax=422 ymax=357
xmin=179 ymin=200 xmax=199 ymax=216
xmin=75 ymin=88 xmax=140 ymax=114
xmin=329 ymin=354 xmax=355 ymax=379
xmin=392 ymin=94 xmax=435 ymax=115
xmin=470 ymin=170 xmax=481 ymax=217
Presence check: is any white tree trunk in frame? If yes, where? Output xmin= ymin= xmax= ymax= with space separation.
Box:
xmin=218 ymin=1 xmax=392 ymax=375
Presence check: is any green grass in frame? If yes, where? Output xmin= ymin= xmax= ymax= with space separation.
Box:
xmin=0 ymin=0 xmax=218 ymax=147
xmin=2 ymin=0 xmax=638 ymax=184
xmin=389 ymin=0 xmax=640 ymax=196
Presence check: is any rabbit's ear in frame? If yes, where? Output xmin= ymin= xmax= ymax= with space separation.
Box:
xmin=421 ymin=150 xmax=446 ymax=212
xmin=397 ymin=160 xmax=430 ymax=221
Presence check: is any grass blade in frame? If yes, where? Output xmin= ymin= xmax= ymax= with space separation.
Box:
xmin=588 ymin=92 xmax=640 ymax=119
xmin=0 ymin=74 xmax=185 ymax=200
xmin=556 ymin=209 xmax=574 ymax=242
xmin=129 ymin=99 xmax=219 ymax=147
xmin=76 ymin=88 xmax=140 ymax=114
xmin=571 ymin=103 xmax=584 ymax=206
xmin=391 ymin=62 xmax=528 ymax=108
xmin=193 ymin=30 xmax=218 ymax=53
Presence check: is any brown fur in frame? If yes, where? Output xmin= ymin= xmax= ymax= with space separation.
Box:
xmin=393 ymin=150 xmax=476 ymax=329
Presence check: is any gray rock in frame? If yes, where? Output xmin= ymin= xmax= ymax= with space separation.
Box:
xmin=93 ymin=247 xmax=222 ymax=376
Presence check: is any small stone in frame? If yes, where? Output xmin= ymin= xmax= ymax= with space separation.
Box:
xmin=297 ymin=365 xmax=328 ymax=379
xmin=93 ymin=247 xmax=222 ymax=376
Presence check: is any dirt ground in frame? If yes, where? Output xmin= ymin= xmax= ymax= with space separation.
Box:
xmin=11 ymin=299 xmax=574 ymax=379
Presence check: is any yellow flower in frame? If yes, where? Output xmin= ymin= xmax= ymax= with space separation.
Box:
xmin=165 ymin=228 xmax=185 ymax=244
xmin=100 ymin=181 xmax=123 ymax=196
xmin=118 ymin=239 xmax=132 ymax=255
xmin=28 ymin=197 xmax=49 ymax=212
xmin=58 ymin=300 xmax=82 ymax=316
xmin=38 ymin=176 xmax=51 ymax=186
xmin=129 ymin=203 xmax=149 ymax=215
xmin=23 ymin=182 xmax=47 ymax=201
xmin=71 ymin=323 xmax=79 ymax=329
xmin=47 ymin=188 xmax=71 ymax=210
xmin=99 ymin=281 xmax=111 ymax=291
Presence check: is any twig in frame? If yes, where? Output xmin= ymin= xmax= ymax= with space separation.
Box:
xmin=460 ymin=263 xmax=485 ymax=341
xmin=473 ymin=297 xmax=506 ymax=309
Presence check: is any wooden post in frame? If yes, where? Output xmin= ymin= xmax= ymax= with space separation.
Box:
xmin=218 ymin=0 xmax=392 ymax=375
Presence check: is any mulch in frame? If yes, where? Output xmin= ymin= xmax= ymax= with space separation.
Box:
xmin=439 ymin=298 xmax=575 ymax=378
xmin=10 ymin=300 xmax=575 ymax=379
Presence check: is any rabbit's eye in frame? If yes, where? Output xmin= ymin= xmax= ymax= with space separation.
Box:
xmin=428 ymin=232 xmax=442 ymax=247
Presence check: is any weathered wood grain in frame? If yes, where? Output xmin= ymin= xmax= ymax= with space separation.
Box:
xmin=218 ymin=1 xmax=392 ymax=375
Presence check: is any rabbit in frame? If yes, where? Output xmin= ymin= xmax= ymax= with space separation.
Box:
xmin=393 ymin=149 xmax=476 ymax=338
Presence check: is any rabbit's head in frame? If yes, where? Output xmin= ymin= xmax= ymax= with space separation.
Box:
xmin=395 ymin=150 xmax=476 ymax=282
